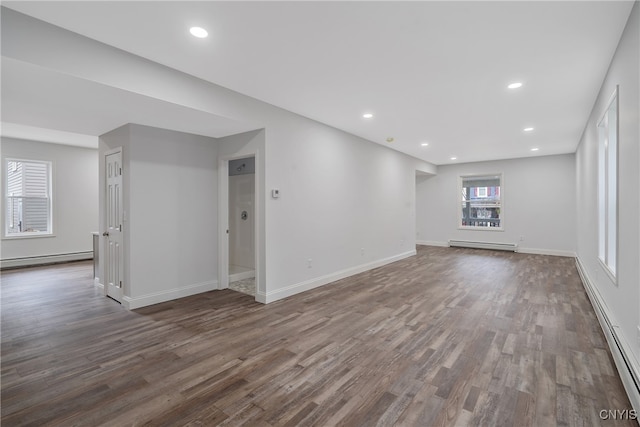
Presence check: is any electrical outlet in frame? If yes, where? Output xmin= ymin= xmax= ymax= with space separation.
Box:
xmin=400 ymin=239 xmax=404 ymax=247
xmin=360 ymin=248 xmax=365 ymax=256
xmin=307 ymin=258 xmax=312 ymax=268
xmin=519 ymin=236 xmax=525 ymax=241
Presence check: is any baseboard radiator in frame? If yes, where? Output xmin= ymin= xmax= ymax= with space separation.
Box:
xmin=448 ymin=239 xmax=518 ymax=252
xmin=0 ymin=251 xmax=93 ymax=270
xmin=576 ymin=258 xmax=640 ymax=413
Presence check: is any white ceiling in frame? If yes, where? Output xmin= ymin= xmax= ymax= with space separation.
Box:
xmin=1 ymin=1 xmax=634 ymax=165
xmin=1 ymin=56 xmax=255 ymax=142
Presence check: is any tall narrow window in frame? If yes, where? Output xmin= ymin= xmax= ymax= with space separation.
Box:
xmin=5 ymin=159 xmax=52 ymax=236
xmin=598 ymin=87 xmax=618 ymax=280
xmin=459 ymin=174 xmax=503 ymax=229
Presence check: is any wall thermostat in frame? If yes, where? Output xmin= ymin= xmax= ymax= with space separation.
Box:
xmin=271 ymin=189 xmax=280 ymax=199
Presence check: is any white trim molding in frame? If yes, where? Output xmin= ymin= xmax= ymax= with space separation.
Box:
xmin=576 ymin=256 xmax=640 ymax=413
xmin=262 ymin=250 xmax=417 ymax=304
xmin=121 ymin=280 xmax=218 ymax=310
xmin=517 ymin=247 xmax=576 ymax=257
xmin=0 ymin=251 xmax=93 ymax=269
xmin=255 ymin=290 xmax=267 ymax=304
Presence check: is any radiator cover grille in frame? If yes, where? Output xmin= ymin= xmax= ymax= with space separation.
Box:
xmin=448 ymin=240 xmax=518 ymax=252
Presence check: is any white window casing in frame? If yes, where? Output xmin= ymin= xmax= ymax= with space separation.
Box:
xmin=4 ymin=159 xmax=52 ymax=237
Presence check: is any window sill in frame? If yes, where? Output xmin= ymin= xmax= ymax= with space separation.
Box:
xmin=3 ymin=233 xmax=55 ymax=240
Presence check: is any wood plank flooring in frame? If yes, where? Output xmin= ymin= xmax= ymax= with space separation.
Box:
xmin=1 ymin=246 xmax=636 ymax=426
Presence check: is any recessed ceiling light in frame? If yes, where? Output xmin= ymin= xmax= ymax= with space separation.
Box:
xmin=531 ymin=148 xmax=539 ymax=151
xmin=508 ymin=82 xmax=523 ymax=89
xmin=421 ymin=142 xmax=429 ymax=147
xmin=362 ymin=113 xmax=373 ymax=119
xmin=386 ymin=137 xmax=394 ymax=143
xmin=523 ymin=127 xmax=534 ymax=132
xmin=189 ymin=27 xmax=208 ymax=38
xmin=450 ymin=156 xmax=457 ymax=160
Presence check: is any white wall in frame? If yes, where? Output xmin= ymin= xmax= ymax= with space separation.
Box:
xmin=1 ymin=137 xmax=98 ymax=263
xmin=264 ymin=120 xmax=423 ymax=302
xmin=575 ymin=2 xmax=639 ymax=370
xmin=416 ymin=154 xmax=576 ymax=256
xmin=99 ymin=124 xmax=218 ymax=308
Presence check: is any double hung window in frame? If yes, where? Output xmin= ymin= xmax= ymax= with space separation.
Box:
xmin=5 ymin=159 xmax=52 ymax=237
xmin=459 ymin=174 xmax=502 ymax=230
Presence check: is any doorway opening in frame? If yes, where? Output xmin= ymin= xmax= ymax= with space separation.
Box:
xmin=227 ymin=156 xmax=256 ymax=297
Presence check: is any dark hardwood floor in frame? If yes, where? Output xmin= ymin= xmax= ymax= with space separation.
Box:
xmin=1 ymin=246 xmax=636 ymax=426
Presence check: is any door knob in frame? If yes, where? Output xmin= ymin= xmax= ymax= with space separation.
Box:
xmin=102 ymin=231 xmax=109 ymax=236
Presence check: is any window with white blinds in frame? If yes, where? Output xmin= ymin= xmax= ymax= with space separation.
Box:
xmin=5 ymin=159 xmax=52 ymax=236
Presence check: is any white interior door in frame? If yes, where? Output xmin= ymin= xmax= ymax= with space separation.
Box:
xmin=105 ymin=149 xmax=123 ymax=302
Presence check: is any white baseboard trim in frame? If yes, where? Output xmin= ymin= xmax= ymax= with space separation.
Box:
xmin=255 ymin=291 xmax=267 ymax=304
xmin=94 ymin=278 xmax=104 ymax=290
xmin=230 ymin=270 xmax=255 ymax=282
xmin=517 ymin=247 xmax=576 ymax=257
xmin=416 ymin=240 xmax=448 ymax=247
xmin=0 ymin=251 xmax=93 ymax=269
xmin=263 ymin=250 xmax=416 ymax=304
xmin=122 ymin=280 xmax=218 ymax=310
xmin=576 ymin=256 xmax=640 ymax=413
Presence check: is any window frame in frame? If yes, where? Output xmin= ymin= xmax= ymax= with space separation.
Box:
xmin=597 ymin=86 xmax=618 ymax=284
xmin=3 ymin=158 xmax=54 ymax=239
xmin=458 ymin=173 xmax=504 ymax=231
